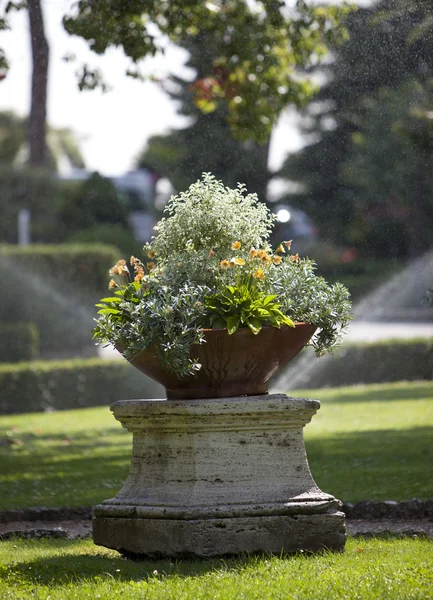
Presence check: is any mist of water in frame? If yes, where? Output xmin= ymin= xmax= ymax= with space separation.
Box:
xmin=271 ymin=250 xmax=433 ymax=392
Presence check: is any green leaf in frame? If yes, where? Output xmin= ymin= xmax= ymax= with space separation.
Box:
xmin=99 ymin=297 xmax=121 ymax=303
xmin=97 ymin=308 xmax=121 ymax=315
xmin=227 ymin=315 xmax=241 ymax=335
xmin=247 ymin=317 xmax=262 ymax=335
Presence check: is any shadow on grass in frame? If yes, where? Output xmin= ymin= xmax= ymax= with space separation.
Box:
xmin=315 ymin=383 xmax=433 ymax=404
xmin=1 ymin=542 xmax=256 ymax=585
xmin=306 ymin=425 xmax=433 ymax=501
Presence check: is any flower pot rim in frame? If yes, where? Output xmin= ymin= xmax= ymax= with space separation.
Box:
xmin=198 ymin=322 xmax=313 ymax=333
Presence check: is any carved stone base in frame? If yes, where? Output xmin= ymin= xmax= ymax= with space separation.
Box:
xmin=93 ymin=394 xmax=346 ymax=557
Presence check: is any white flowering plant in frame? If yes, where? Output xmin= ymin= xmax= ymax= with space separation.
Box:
xmin=93 ymin=173 xmax=352 ymax=376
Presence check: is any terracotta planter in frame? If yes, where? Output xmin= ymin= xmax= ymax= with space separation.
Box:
xmin=125 ymin=323 xmax=316 ymax=399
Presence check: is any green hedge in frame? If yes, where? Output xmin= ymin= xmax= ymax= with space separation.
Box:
xmin=0 ymin=358 xmax=164 ymax=415
xmin=0 ymin=322 xmax=39 ymax=363
xmin=274 ymin=337 xmax=433 ymax=390
xmin=0 ymin=244 xmax=120 ymax=354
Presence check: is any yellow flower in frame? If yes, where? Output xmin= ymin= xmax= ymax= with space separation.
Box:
xmin=249 ymin=248 xmax=258 ymax=259
xmin=108 ymin=279 xmax=117 ymax=289
xmin=276 ymin=244 xmax=285 ymax=254
xmin=273 ymin=255 xmax=282 ymax=265
xmin=147 ymin=261 xmax=156 ymax=270
xmin=234 ymin=257 xmax=246 ymax=266
xmin=261 ymin=253 xmax=272 ymax=264
xmin=253 ymin=268 xmax=265 ymax=280
xmin=284 ymin=240 xmax=293 ymax=250
xmin=130 ymin=255 xmax=136 ymax=265
xmin=147 ymin=249 xmax=156 ymax=259
xmin=231 ymin=241 xmax=241 ymax=250
xmin=220 ymin=259 xmax=230 ymax=269
xmin=289 ymin=253 xmax=299 ymax=263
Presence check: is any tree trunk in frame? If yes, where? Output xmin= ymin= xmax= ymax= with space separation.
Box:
xmin=27 ymin=0 xmax=49 ymax=167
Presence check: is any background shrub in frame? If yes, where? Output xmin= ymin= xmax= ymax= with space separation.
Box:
xmin=0 ymin=244 xmax=119 ymax=355
xmin=0 ymin=167 xmax=65 ymax=244
xmin=0 ymin=358 xmax=164 ymax=414
xmin=0 ymin=322 xmax=39 ymax=363
xmin=274 ymin=337 xmax=433 ymax=390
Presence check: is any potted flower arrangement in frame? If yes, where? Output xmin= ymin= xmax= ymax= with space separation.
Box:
xmin=93 ymin=173 xmax=352 ymax=398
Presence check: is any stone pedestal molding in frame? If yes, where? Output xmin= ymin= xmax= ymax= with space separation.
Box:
xmin=93 ymin=394 xmax=346 ymax=557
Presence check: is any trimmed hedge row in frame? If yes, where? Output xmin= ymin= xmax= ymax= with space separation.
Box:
xmin=274 ymin=337 xmax=433 ymax=390
xmin=0 ymin=358 xmax=164 ymax=415
xmin=0 ymin=244 xmax=120 ymax=354
xmin=0 ymin=322 xmax=39 ymax=363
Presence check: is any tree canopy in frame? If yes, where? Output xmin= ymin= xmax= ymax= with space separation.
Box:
xmin=63 ymin=0 xmax=352 ymax=142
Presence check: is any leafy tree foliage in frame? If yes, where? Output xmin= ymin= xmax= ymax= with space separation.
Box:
xmin=137 ymin=34 xmax=271 ymax=200
xmin=280 ymin=1 xmax=433 ymax=257
xmin=0 ymin=111 xmax=85 ymax=171
xmin=63 ymin=0 xmax=351 ymax=143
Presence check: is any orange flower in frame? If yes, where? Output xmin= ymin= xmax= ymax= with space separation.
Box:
xmin=289 ymin=253 xmax=299 ymax=263
xmin=231 ymin=241 xmax=241 ymax=250
xmin=109 ymin=259 xmax=128 ymax=276
xmin=134 ymin=267 xmax=145 ymax=281
xmin=209 ymin=249 xmax=215 ymax=258
xmin=130 ymin=255 xmax=137 ymax=265
xmin=284 ymin=240 xmax=293 ymax=250
xmin=249 ymin=248 xmax=258 ymax=259
xmin=147 ymin=249 xmax=156 ymax=259
xmin=108 ymin=279 xmax=117 ymax=289
xmin=253 ymin=268 xmax=265 ymax=280
xmin=220 ymin=259 xmax=230 ymax=269
xmin=273 ymin=255 xmax=282 ymax=265
xmin=261 ymin=253 xmax=272 ymax=264
xmin=276 ymin=244 xmax=285 ymax=254
xmin=147 ymin=261 xmax=156 ymax=270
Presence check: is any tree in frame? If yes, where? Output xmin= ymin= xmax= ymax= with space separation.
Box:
xmin=1 ymin=1 xmax=49 ymax=167
xmin=137 ymin=34 xmax=271 ymax=201
xmin=63 ymin=0 xmax=351 ymax=143
xmin=279 ymin=1 xmax=433 ymax=256
xmin=0 ymin=111 xmax=85 ymax=170
xmin=27 ymin=0 xmax=49 ymax=167
xmin=1 ymin=1 xmax=350 ymax=171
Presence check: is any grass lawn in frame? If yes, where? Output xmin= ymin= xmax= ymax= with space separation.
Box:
xmin=0 ymin=537 xmax=432 ymax=600
xmin=0 ymin=381 xmax=432 ymax=509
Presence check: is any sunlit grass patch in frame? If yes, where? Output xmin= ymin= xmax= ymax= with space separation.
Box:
xmin=0 ymin=381 xmax=432 ymax=509
xmin=0 ymin=537 xmax=432 ymax=600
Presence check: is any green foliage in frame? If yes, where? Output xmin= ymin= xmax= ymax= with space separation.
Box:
xmin=0 ymin=382 xmax=432 ymax=509
xmin=137 ymin=35 xmax=271 ymax=201
xmin=280 ymin=1 xmax=433 ymax=257
xmin=0 ymin=244 xmax=119 ymax=354
xmin=59 ymin=172 xmax=130 ymax=235
xmin=152 ymin=174 xmax=275 ymax=256
xmin=0 ymin=322 xmax=39 ymax=363
xmin=0 ymin=111 xmax=85 ymax=171
xmin=93 ymin=175 xmax=352 ymax=376
xmin=0 ymin=538 xmax=433 ymax=600
xmin=0 ymin=358 xmax=163 ymax=415
xmin=279 ymin=337 xmax=433 ymax=389
xmin=268 ymin=258 xmax=352 ymax=355
xmin=204 ymin=283 xmax=293 ymax=335
xmin=66 ymin=224 xmax=143 ymax=263
xmin=0 ymin=168 xmax=64 ymax=244
xmin=62 ymin=0 xmax=352 ymax=142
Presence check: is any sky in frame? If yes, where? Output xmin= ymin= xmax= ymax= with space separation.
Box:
xmin=0 ymin=0 xmax=371 ymax=181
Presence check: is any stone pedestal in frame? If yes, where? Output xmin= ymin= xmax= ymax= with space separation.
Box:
xmin=93 ymin=394 xmax=345 ymax=557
